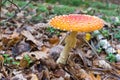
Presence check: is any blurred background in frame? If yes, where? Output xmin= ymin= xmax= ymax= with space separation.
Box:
xmin=1 ymin=0 xmax=120 ymax=25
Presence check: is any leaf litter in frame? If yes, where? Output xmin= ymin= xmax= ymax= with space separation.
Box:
xmin=0 ymin=0 xmax=120 ymax=80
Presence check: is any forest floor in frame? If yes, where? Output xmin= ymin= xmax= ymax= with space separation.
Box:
xmin=0 ymin=0 xmax=120 ymax=80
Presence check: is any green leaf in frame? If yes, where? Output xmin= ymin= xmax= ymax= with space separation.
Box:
xmin=106 ymin=53 xmax=116 ymax=62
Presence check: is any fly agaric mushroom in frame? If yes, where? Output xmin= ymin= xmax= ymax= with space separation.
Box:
xmin=49 ymin=14 xmax=104 ymax=64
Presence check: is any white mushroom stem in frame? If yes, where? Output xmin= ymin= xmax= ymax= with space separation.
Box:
xmin=57 ymin=31 xmax=77 ymax=64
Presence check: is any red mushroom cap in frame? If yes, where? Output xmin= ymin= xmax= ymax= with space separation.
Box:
xmin=49 ymin=14 xmax=104 ymax=32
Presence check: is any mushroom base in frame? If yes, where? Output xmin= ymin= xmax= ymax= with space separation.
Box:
xmin=57 ymin=31 xmax=77 ymax=64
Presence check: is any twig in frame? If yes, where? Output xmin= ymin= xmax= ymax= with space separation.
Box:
xmin=4 ymin=0 xmax=32 ymax=22
xmin=8 ymin=0 xmax=20 ymax=12
xmin=82 ymin=38 xmax=100 ymax=59
xmin=110 ymin=72 xmax=120 ymax=79
xmin=20 ymin=0 xmax=32 ymax=11
xmin=92 ymin=67 xmax=120 ymax=79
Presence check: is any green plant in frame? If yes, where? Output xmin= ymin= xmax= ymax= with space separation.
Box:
xmin=2 ymin=54 xmax=20 ymax=65
xmin=37 ymin=5 xmax=48 ymax=13
xmin=3 ymin=54 xmax=11 ymax=64
xmin=106 ymin=53 xmax=116 ymax=62
xmin=6 ymin=12 xmax=14 ymax=17
xmin=53 ymin=5 xmax=75 ymax=15
xmin=46 ymin=0 xmax=91 ymax=7
xmin=114 ymin=32 xmax=120 ymax=40
xmin=97 ymin=47 xmax=102 ymax=53
xmin=59 ymin=0 xmax=85 ymax=6
xmin=31 ymin=14 xmax=43 ymax=23
xmin=14 ymin=1 xmax=27 ymax=7
xmin=114 ymin=29 xmax=120 ymax=41
xmin=99 ymin=9 xmax=118 ymax=16
xmin=23 ymin=54 xmax=32 ymax=65
xmin=46 ymin=27 xmax=60 ymax=36
xmin=100 ymin=29 xmax=109 ymax=38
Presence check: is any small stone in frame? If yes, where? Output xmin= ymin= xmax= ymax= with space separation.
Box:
xmin=116 ymin=54 xmax=120 ymax=62
xmin=98 ymin=60 xmax=111 ymax=69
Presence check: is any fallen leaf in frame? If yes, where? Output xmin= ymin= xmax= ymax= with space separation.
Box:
xmin=1 ymin=8 xmax=8 ymax=17
xmin=29 ymin=51 xmax=48 ymax=60
xmin=10 ymin=31 xmax=20 ymax=39
xmin=34 ymin=23 xmax=49 ymax=28
xmin=17 ymin=11 xmax=25 ymax=19
xmin=89 ymin=72 xmax=101 ymax=80
xmin=98 ymin=60 xmax=111 ymax=70
xmin=40 ymin=57 xmax=57 ymax=70
xmin=1 ymin=32 xmax=22 ymax=48
xmin=117 ymin=49 xmax=120 ymax=54
xmin=51 ymin=77 xmax=64 ymax=80
xmin=0 ymin=73 xmax=4 ymax=79
xmin=19 ymin=57 xmax=29 ymax=69
xmin=0 ymin=42 xmax=3 ymax=50
xmin=49 ymin=45 xmax=64 ymax=61
xmin=21 ymin=30 xmax=43 ymax=50
xmin=16 ymin=51 xmax=48 ymax=60
xmin=29 ymin=74 xmax=38 ymax=80
xmin=79 ymin=69 xmax=89 ymax=79
xmin=41 ymin=46 xmax=50 ymax=53
xmin=11 ymin=74 xmax=27 ymax=80
xmin=49 ymin=36 xmax=59 ymax=45
xmin=0 ymin=55 xmax=4 ymax=69
xmin=54 ymin=69 xmax=65 ymax=77
xmin=12 ymin=41 xmax=31 ymax=56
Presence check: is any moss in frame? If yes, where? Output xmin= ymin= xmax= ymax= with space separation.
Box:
xmin=31 ymin=14 xmax=43 ymax=23
xmin=53 ymin=5 xmax=75 ymax=15
xmin=37 ymin=5 xmax=48 ymax=12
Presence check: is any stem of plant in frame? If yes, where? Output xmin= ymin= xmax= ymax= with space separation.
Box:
xmin=0 ymin=0 xmax=2 ymax=39
xmin=57 ymin=31 xmax=77 ymax=64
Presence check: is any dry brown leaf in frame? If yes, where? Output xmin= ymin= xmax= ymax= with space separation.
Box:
xmin=53 ymin=69 xmax=65 ymax=77
xmin=117 ymin=49 xmax=120 ymax=54
xmin=49 ymin=45 xmax=64 ymax=61
xmin=11 ymin=74 xmax=27 ymax=80
xmin=16 ymin=11 xmax=25 ymax=19
xmin=29 ymin=51 xmax=48 ymax=60
xmin=98 ymin=60 xmax=111 ymax=70
xmin=21 ymin=30 xmax=43 ymax=49
xmin=7 ymin=4 xmax=17 ymax=12
xmin=1 ymin=8 xmax=8 ymax=17
xmin=26 ymin=15 xmax=32 ymax=20
xmin=40 ymin=46 xmax=50 ymax=56
xmin=51 ymin=77 xmax=64 ymax=80
xmin=19 ymin=58 xmax=29 ymax=69
xmin=0 ymin=42 xmax=3 ymax=50
xmin=29 ymin=73 xmax=38 ymax=80
xmin=0 ymin=55 xmax=4 ymax=69
xmin=49 ymin=36 xmax=59 ymax=45
xmin=1 ymin=32 xmax=22 ymax=47
xmin=12 ymin=41 xmax=31 ymax=56
xmin=89 ymin=72 xmax=101 ymax=80
xmin=7 ymin=37 xmax=22 ymax=47
xmin=10 ymin=31 xmax=20 ymax=39
xmin=0 ymin=73 xmax=4 ymax=79
xmin=79 ymin=69 xmax=89 ymax=79
xmin=17 ymin=51 xmax=48 ymax=60
xmin=34 ymin=23 xmax=49 ymax=28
